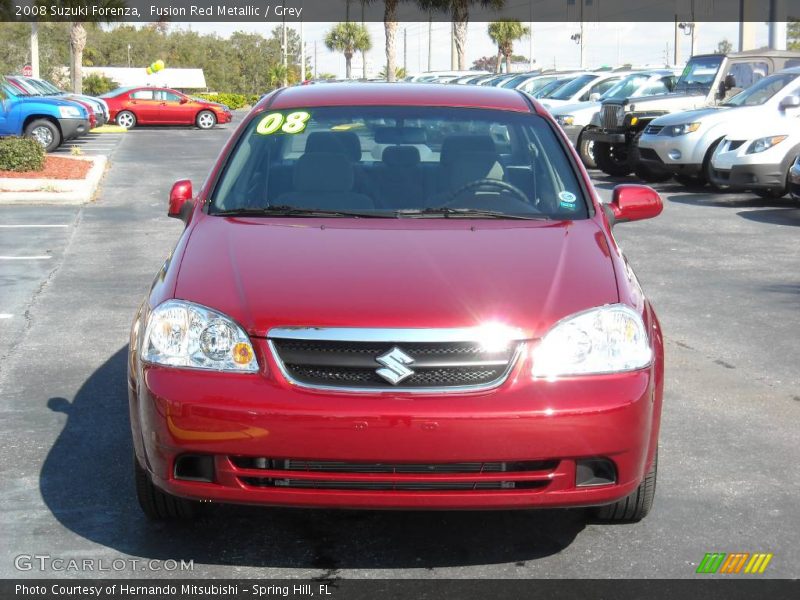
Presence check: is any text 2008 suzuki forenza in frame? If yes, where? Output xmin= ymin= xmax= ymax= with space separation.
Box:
xmin=129 ymin=83 xmax=664 ymax=522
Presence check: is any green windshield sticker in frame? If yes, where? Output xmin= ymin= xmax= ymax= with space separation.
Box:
xmin=256 ymin=111 xmax=311 ymax=135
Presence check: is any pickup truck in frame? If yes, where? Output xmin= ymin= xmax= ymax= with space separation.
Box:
xmin=1 ymin=77 xmax=90 ymax=152
xmin=583 ymin=49 xmax=800 ymax=180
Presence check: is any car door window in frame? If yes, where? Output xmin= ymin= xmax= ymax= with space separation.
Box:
xmin=639 ymin=80 xmax=669 ymax=96
xmin=725 ymin=61 xmax=769 ymax=90
xmin=131 ymin=90 xmax=154 ymax=100
xmin=582 ymin=77 xmax=621 ymax=100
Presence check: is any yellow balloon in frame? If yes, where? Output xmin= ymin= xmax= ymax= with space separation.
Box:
xmin=146 ymin=67 xmax=153 ymax=75
xmin=155 ymin=60 xmax=165 ymax=72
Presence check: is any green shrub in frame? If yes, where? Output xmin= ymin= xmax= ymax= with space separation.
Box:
xmin=194 ymin=92 xmax=259 ymax=111
xmin=82 ymin=73 xmax=119 ymax=96
xmin=0 ymin=137 xmax=46 ymax=172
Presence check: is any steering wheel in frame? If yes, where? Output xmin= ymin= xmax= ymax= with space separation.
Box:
xmin=443 ymin=178 xmax=531 ymax=208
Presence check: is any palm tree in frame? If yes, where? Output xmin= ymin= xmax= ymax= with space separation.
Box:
xmin=383 ymin=0 xmax=402 ymax=82
xmin=418 ymin=0 xmax=504 ymax=71
xmin=325 ymin=22 xmax=372 ymax=80
xmin=487 ymin=20 xmax=530 ymax=74
xmin=35 ymin=1 xmax=127 ymax=94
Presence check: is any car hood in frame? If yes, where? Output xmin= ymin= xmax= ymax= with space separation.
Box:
xmin=650 ymin=105 xmax=737 ymax=126
xmin=173 ymin=218 xmax=620 ymax=339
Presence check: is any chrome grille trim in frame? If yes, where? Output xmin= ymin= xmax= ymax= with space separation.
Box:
xmin=267 ymin=327 xmax=527 ymax=394
xmin=601 ymin=104 xmax=625 ymax=129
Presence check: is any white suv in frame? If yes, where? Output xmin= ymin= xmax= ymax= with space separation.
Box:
xmin=637 ymin=68 xmax=800 ymax=189
xmin=710 ymin=100 xmax=800 ymax=198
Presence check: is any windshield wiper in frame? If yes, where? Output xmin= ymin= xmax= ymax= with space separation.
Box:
xmin=212 ymin=205 xmax=390 ymax=218
xmin=395 ymin=207 xmax=550 ymax=220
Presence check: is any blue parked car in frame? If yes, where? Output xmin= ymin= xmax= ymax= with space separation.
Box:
xmin=1 ymin=77 xmax=90 ymax=152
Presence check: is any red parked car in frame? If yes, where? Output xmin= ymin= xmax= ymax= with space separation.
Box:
xmin=129 ymin=83 xmax=665 ymax=523
xmin=100 ymin=86 xmax=232 ymax=129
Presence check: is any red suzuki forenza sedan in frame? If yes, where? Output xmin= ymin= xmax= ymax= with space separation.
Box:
xmin=129 ymin=83 xmax=664 ymax=522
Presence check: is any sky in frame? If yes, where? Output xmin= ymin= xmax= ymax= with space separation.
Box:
xmin=177 ymin=21 xmax=771 ymax=79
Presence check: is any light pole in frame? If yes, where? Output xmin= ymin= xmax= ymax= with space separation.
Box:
xmin=127 ymin=44 xmax=132 ymax=68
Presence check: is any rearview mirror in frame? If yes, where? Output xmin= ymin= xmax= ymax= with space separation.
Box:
xmin=779 ymin=95 xmax=800 ymax=111
xmin=168 ymin=179 xmax=193 ymax=222
xmin=607 ymin=184 xmax=663 ymax=225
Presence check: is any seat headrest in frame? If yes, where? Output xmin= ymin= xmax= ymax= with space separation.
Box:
xmin=440 ymin=135 xmax=496 ymax=163
xmin=304 ymin=131 xmax=362 ymax=162
xmin=447 ymin=152 xmax=504 ymax=190
xmin=374 ymin=127 xmax=427 ymax=145
xmin=293 ymin=153 xmax=354 ymax=192
xmin=382 ymin=145 xmax=421 ymax=168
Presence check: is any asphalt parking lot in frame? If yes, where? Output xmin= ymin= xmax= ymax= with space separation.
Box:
xmin=0 ymin=115 xmax=798 ymax=579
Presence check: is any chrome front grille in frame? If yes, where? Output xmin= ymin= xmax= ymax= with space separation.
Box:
xmin=601 ymin=103 xmax=625 ymax=129
xmin=644 ymin=124 xmax=664 ymax=135
xmin=268 ymin=327 xmax=524 ymax=392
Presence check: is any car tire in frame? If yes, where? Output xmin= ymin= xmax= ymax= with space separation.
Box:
xmin=594 ymin=450 xmax=657 ymax=523
xmin=116 ymin=111 xmax=137 ymax=129
xmin=674 ymin=173 xmax=706 ymax=189
xmin=578 ymin=130 xmax=597 ymax=169
xmin=196 ymin=110 xmax=217 ymax=130
xmin=754 ymin=188 xmax=787 ymax=199
xmin=134 ymin=454 xmax=197 ymax=521
xmin=704 ymin=140 xmax=729 ymax=192
xmin=25 ymin=119 xmax=61 ymax=153
xmin=594 ymin=142 xmax=633 ymax=177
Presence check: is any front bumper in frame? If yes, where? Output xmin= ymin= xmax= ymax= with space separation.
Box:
xmin=58 ymin=117 xmax=89 ymax=141
xmin=131 ymin=342 xmax=660 ymax=511
xmin=636 ymin=132 xmax=704 ymax=175
xmin=709 ymin=162 xmax=787 ymax=191
xmin=582 ymin=129 xmax=626 ymax=144
xmin=218 ymin=111 xmax=233 ymax=124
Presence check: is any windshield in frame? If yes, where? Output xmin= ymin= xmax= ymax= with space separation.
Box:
xmin=675 ymin=55 xmax=724 ymax=93
xmin=32 ymin=78 xmax=62 ymax=94
xmin=24 ymin=78 xmax=56 ymax=95
xmin=211 ymin=105 xmax=588 ymax=220
xmin=534 ymin=77 xmax=577 ymax=99
xmin=501 ymin=73 xmax=536 ymax=89
xmin=9 ymin=78 xmax=40 ymax=95
xmin=601 ymin=74 xmax=650 ymax=99
xmin=722 ymin=71 xmax=800 ymax=106
xmin=547 ymin=74 xmax=598 ymax=100
xmin=1 ymin=82 xmax=20 ymax=97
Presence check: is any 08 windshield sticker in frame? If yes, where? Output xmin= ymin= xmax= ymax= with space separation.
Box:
xmin=255 ymin=111 xmax=311 ymax=135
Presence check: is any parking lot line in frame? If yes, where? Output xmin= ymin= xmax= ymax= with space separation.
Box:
xmin=0 ymin=256 xmax=53 ymax=260
xmin=0 ymin=225 xmax=69 ymax=229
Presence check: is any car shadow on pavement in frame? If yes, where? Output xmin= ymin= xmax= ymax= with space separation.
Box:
xmin=664 ymin=192 xmax=792 ymax=209
xmin=736 ymin=206 xmax=800 ymax=227
xmin=40 ymin=347 xmax=587 ymax=571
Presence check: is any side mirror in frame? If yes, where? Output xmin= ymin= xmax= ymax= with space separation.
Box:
xmin=779 ymin=95 xmax=800 ymax=111
xmin=168 ymin=179 xmax=193 ymax=222
xmin=724 ymin=74 xmax=736 ymax=90
xmin=589 ymin=92 xmax=601 ymax=102
xmin=606 ymin=184 xmax=663 ymax=225
xmin=180 ymin=97 xmax=189 ymax=104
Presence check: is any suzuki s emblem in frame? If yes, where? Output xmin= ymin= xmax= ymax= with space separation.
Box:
xmin=375 ymin=347 xmax=415 ymax=385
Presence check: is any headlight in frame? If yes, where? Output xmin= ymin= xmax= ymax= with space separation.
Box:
xmin=555 ymin=115 xmax=575 ymax=126
xmin=532 ymin=305 xmax=652 ymax=379
xmin=746 ymin=135 xmax=787 ymax=154
xmin=666 ymin=122 xmax=701 ymax=136
xmin=58 ymin=105 xmax=81 ymax=118
xmin=141 ymin=300 xmax=258 ymax=372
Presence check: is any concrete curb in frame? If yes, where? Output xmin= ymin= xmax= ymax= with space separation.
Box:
xmin=0 ymin=156 xmax=108 ymax=205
